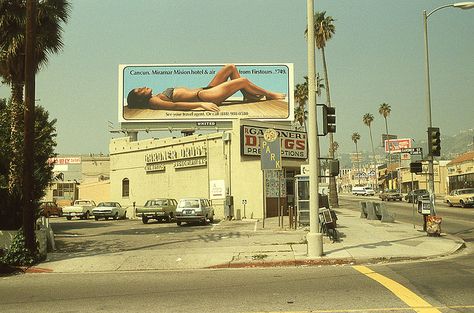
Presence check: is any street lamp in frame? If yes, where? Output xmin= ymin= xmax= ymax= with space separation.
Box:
xmin=423 ymin=1 xmax=474 ymax=213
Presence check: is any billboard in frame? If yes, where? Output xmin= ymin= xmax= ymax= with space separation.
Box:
xmin=384 ymin=138 xmax=412 ymax=154
xmin=119 ymin=63 xmax=294 ymax=123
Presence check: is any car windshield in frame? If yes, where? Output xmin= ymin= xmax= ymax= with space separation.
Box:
xmin=145 ymin=200 xmax=166 ymax=206
xmin=75 ymin=201 xmax=89 ymax=205
xmin=178 ymin=200 xmax=199 ymax=208
xmin=459 ymin=188 xmax=474 ymax=195
xmin=98 ymin=202 xmax=115 ymax=207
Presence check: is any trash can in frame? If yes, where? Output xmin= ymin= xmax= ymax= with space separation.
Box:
xmin=426 ymin=215 xmax=442 ymax=236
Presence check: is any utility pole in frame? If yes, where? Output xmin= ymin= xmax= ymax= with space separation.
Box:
xmin=306 ymin=0 xmax=323 ymax=257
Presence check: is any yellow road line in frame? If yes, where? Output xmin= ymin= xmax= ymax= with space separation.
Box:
xmin=245 ymin=305 xmax=474 ymax=313
xmin=353 ymin=265 xmax=441 ymax=313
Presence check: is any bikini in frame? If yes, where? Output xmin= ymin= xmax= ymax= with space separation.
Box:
xmin=162 ymin=86 xmax=212 ymax=102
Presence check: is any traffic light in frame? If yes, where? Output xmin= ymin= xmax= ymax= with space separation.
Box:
xmin=329 ymin=159 xmax=340 ymax=176
xmin=410 ymin=161 xmax=423 ymax=174
xmin=427 ymin=127 xmax=441 ymax=157
xmin=322 ymin=105 xmax=336 ymax=135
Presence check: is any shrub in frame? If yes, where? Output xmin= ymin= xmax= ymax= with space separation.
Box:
xmin=0 ymin=229 xmax=42 ymax=266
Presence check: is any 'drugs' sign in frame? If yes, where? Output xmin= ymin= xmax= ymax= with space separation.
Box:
xmin=240 ymin=125 xmax=307 ymax=159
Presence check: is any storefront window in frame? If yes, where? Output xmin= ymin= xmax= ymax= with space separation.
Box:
xmin=122 ymin=178 xmax=129 ymax=197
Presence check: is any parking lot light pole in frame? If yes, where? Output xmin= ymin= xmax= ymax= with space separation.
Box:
xmin=423 ymin=2 xmax=474 ymax=213
xmin=306 ymin=0 xmax=323 ymax=257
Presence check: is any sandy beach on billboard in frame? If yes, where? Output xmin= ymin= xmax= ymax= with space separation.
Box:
xmin=123 ymin=99 xmax=289 ymax=120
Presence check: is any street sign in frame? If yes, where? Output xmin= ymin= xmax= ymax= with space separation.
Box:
xmin=261 ymin=129 xmax=282 ymax=170
xmin=401 ymin=147 xmax=423 ymax=155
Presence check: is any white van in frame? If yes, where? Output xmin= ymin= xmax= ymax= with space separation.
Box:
xmin=352 ymin=186 xmax=375 ymax=196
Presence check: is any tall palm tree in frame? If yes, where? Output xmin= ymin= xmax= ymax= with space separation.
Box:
xmin=306 ymin=11 xmax=337 ymax=207
xmin=0 ymin=0 xmax=70 ymax=195
xmin=351 ymin=132 xmax=361 ymax=185
xmin=362 ymin=113 xmax=378 ymax=190
xmin=378 ymin=102 xmax=392 ymax=189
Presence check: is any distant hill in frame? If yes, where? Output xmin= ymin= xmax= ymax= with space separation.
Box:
xmin=337 ymin=128 xmax=474 ymax=168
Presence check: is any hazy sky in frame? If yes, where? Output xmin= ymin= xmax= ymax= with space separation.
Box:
xmin=1 ymin=0 xmax=473 ymax=155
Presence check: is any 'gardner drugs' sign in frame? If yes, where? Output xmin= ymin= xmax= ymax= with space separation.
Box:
xmin=240 ymin=125 xmax=307 ymax=159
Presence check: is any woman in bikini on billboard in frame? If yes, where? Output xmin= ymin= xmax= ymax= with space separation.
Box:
xmin=126 ymin=64 xmax=286 ymax=112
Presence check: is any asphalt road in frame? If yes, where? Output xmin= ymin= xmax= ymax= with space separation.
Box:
xmin=2 ymin=262 xmax=474 ymax=313
xmin=1 ymin=195 xmax=473 ymax=313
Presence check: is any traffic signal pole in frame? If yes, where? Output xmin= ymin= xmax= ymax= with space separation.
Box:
xmin=306 ymin=0 xmax=323 ymax=257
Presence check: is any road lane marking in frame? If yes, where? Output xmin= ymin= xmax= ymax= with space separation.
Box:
xmin=245 ymin=305 xmax=474 ymax=313
xmin=353 ymin=265 xmax=441 ymax=313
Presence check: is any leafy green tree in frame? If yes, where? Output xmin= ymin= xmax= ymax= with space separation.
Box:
xmin=363 ymin=113 xmax=378 ymax=190
xmin=0 ymin=98 xmax=57 ymax=232
xmin=0 ymin=0 xmax=69 ymax=197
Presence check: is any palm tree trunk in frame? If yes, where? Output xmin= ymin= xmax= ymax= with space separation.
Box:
xmin=321 ymin=48 xmax=338 ymax=207
xmin=8 ymin=82 xmax=25 ymax=197
xmin=355 ymin=142 xmax=361 ymax=185
xmin=23 ymin=0 xmax=37 ymax=252
xmin=384 ymin=117 xmax=391 ymax=190
xmin=369 ymin=126 xmax=378 ymax=191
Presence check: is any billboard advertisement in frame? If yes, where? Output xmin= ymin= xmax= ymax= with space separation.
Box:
xmin=384 ymin=138 xmax=412 ymax=154
xmin=118 ymin=63 xmax=293 ymax=123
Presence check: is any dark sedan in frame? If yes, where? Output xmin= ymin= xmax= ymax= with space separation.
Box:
xmin=405 ymin=189 xmax=430 ymax=203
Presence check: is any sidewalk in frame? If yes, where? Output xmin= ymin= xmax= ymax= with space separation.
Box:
xmin=32 ymin=207 xmax=465 ymax=273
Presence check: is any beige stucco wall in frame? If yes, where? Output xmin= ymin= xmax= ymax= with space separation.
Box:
xmin=109 ymin=121 xmax=306 ymax=220
xmin=78 ymin=180 xmax=110 ymax=204
xmin=109 ymin=133 xmax=227 ymax=218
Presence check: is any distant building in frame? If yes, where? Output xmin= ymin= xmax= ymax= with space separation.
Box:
xmin=43 ymin=155 xmax=110 ymax=205
xmin=446 ymin=151 xmax=474 ymax=191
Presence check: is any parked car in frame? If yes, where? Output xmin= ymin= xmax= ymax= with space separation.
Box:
xmin=405 ymin=189 xmax=430 ymax=203
xmin=444 ymin=188 xmax=474 ymax=208
xmin=379 ymin=189 xmax=403 ymax=201
xmin=92 ymin=202 xmax=126 ymax=220
xmin=175 ymin=198 xmax=214 ymax=226
xmin=352 ymin=186 xmax=375 ymax=196
xmin=62 ymin=199 xmax=96 ymax=220
xmin=136 ymin=198 xmax=178 ymax=224
xmin=39 ymin=201 xmax=62 ymax=217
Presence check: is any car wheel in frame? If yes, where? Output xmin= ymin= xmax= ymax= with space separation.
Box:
xmin=461 ymin=201 xmax=466 ymax=208
xmin=177 ymin=221 xmax=182 ymax=226
xmin=94 ymin=216 xmax=99 ymax=221
xmin=113 ymin=213 xmax=118 ymax=220
xmin=84 ymin=211 xmax=90 ymax=220
xmin=122 ymin=212 xmax=127 ymax=220
xmin=142 ymin=216 xmax=148 ymax=224
xmin=447 ymin=200 xmax=453 ymax=207
xmin=66 ymin=216 xmax=72 ymax=220
xmin=209 ymin=214 xmax=214 ymax=223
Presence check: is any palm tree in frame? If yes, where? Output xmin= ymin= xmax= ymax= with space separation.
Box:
xmin=351 ymin=132 xmax=361 ymax=185
xmin=362 ymin=113 xmax=378 ymax=190
xmin=306 ymin=11 xmax=337 ymax=207
xmin=378 ymin=102 xmax=392 ymax=189
xmin=294 ymin=81 xmax=308 ymax=130
xmin=330 ymin=141 xmax=339 ymax=158
xmin=0 ymin=0 xmax=70 ymax=195
xmin=293 ymin=75 xmax=324 ymax=131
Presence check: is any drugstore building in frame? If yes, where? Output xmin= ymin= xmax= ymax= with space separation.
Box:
xmin=109 ymin=120 xmax=307 ymax=219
